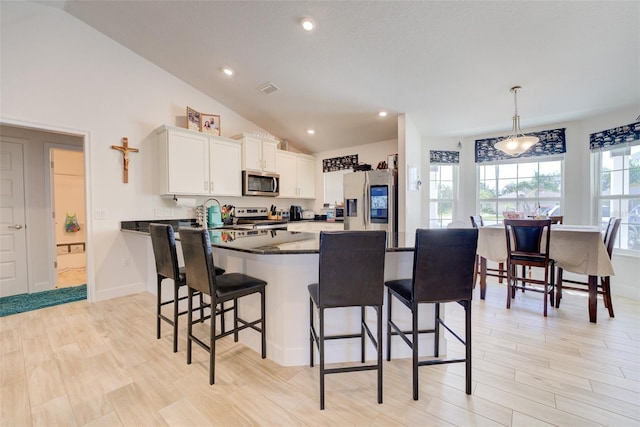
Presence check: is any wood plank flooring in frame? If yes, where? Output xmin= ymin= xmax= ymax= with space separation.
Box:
xmin=1 ymin=280 xmax=638 ymax=426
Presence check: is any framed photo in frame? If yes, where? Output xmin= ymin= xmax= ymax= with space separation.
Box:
xmin=187 ymin=106 xmax=200 ymax=131
xmin=200 ymin=114 xmax=221 ymax=136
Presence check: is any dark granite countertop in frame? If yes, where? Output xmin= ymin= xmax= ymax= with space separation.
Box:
xmin=121 ymin=218 xmax=199 ymax=234
xmin=121 ymin=219 xmax=412 ymax=254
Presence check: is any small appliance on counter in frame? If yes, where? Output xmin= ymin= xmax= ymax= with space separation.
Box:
xmin=196 ymin=197 xmax=225 ymax=228
xmin=207 ymin=205 xmax=223 ymax=228
xmin=289 ymin=205 xmax=303 ymax=221
xmin=302 ymin=209 xmax=315 ymax=220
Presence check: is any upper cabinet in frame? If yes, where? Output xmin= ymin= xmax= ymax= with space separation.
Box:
xmin=156 ymin=125 xmax=242 ymax=196
xmin=233 ymin=133 xmax=278 ymax=173
xmin=276 ymin=150 xmax=316 ymax=199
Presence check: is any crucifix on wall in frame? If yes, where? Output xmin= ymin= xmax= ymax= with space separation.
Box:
xmin=111 ymin=137 xmax=139 ymax=183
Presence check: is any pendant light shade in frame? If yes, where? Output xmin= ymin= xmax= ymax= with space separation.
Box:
xmin=494 ymin=86 xmax=539 ymax=156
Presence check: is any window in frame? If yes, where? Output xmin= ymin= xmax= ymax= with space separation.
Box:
xmin=594 ymin=142 xmax=640 ymax=251
xmin=478 ymin=159 xmax=563 ymax=224
xmin=428 ymin=164 xmax=457 ymax=228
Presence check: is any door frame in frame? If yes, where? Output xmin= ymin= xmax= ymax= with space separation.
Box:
xmin=0 ymin=118 xmax=94 ymax=302
xmin=0 ymin=137 xmax=30 ymax=296
xmin=44 ymin=143 xmax=85 ymax=291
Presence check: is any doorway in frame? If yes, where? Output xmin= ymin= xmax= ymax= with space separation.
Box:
xmin=50 ymin=147 xmax=86 ymax=288
xmin=0 ymin=123 xmax=90 ymax=299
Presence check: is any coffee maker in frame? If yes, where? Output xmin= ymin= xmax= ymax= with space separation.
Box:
xmin=289 ymin=205 xmax=303 ymax=221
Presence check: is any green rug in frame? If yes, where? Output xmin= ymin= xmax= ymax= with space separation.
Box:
xmin=0 ymin=285 xmax=87 ymax=317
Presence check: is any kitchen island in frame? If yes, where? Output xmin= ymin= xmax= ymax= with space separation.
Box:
xmin=122 ymin=222 xmax=445 ymax=367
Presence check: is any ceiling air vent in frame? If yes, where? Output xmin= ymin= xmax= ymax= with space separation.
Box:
xmin=258 ymin=82 xmax=279 ymax=95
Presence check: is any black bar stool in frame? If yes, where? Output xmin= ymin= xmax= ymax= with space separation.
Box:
xmin=386 ymin=228 xmax=478 ymax=400
xmin=308 ymin=230 xmax=387 ymax=410
xmin=180 ymin=228 xmax=267 ymax=385
xmin=149 ymin=223 xmax=224 ymax=352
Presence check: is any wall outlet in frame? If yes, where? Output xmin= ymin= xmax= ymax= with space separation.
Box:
xmin=94 ymin=208 xmax=108 ymax=220
xmin=154 ymin=208 xmax=164 ymax=217
xmin=122 ymin=257 xmax=130 ymax=267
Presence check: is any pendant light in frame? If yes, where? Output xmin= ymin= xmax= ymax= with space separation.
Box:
xmin=494 ymin=86 xmax=539 ymax=156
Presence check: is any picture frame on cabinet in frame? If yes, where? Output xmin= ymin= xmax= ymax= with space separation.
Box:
xmin=200 ymin=114 xmax=221 ymax=136
xmin=187 ymin=106 xmax=200 ymax=131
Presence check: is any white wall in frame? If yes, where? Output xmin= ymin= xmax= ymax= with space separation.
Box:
xmin=0 ymin=2 xmax=275 ymax=300
xmin=398 ymin=114 xmax=423 ymax=234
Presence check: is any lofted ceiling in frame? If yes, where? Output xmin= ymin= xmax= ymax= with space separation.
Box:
xmin=51 ymin=1 xmax=639 ymax=153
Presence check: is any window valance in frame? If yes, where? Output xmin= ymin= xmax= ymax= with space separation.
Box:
xmin=475 ymin=128 xmax=566 ymax=163
xmin=589 ymin=122 xmax=640 ymax=151
xmin=322 ymin=154 xmax=358 ymax=172
xmin=429 ymin=150 xmax=459 ymax=164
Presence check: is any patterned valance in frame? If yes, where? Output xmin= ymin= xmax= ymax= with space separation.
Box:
xmin=589 ymin=122 xmax=640 ymax=151
xmin=430 ymin=150 xmax=459 ymax=164
xmin=323 ymin=154 xmax=358 ymax=172
xmin=475 ymin=128 xmax=566 ymax=163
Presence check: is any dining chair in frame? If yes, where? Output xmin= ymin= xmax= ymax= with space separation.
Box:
xmin=549 ymin=215 xmax=564 ymax=224
xmin=504 ymin=219 xmax=555 ymax=316
xmin=555 ymin=217 xmax=621 ymax=317
xmin=179 ymin=228 xmax=267 ymax=385
xmin=149 ymin=223 xmax=225 ymax=353
xmin=386 ymin=228 xmax=478 ymax=400
xmin=308 ymin=230 xmax=387 ymax=410
xmin=470 ymin=215 xmax=505 ymax=286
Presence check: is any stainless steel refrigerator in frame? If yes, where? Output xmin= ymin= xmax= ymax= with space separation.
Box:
xmin=343 ymin=169 xmax=398 ymax=233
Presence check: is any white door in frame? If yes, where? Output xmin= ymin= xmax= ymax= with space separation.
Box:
xmin=0 ymin=140 xmax=29 ymax=297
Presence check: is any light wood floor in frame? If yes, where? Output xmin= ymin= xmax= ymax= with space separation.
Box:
xmin=1 ymin=280 xmax=638 ymax=426
xmin=57 ymin=268 xmax=87 ymax=288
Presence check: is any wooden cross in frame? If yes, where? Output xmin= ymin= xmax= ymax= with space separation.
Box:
xmin=111 ymin=137 xmax=139 ymax=183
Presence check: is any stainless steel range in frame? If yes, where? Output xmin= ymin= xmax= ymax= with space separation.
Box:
xmin=232 ymin=207 xmax=288 ymax=230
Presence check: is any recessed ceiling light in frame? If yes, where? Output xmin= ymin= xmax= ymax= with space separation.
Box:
xmin=307 ymin=129 xmax=315 ymax=135
xmin=378 ymin=111 xmax=388 ymax=117
xmin=222 ymin=67 xmax=234 ymax=76
xmin=301 ymin=18 xmax=315 ymax=31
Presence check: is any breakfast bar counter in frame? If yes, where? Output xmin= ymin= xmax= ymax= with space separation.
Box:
xmin=206 ymin=229 xmax=426 ymax=367
xmin=122 ymin=222 xmax=440 ymax=367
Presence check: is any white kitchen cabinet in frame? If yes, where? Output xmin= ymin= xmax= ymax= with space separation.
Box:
xmin=156 ymin=125 xmax=242 ymax=196
xmin=296 ymin=154 xmax=315 ymax=198
xmin=233 ymin=133 xmax=278 ymax=173
xmin=276 ymin=150 xmax=316 ymax=199
xmin=287 ymin=221 xmax=343 ymax=233
xmin=209 ymin=136 xmax=242 ymax=196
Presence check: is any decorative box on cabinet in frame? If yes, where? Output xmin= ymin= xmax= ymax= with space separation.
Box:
xmin=155 ymin=125 xmax=242 ymax=196
xmin=276 ymin=150 xmax=315 ymax=199
xmin=232 ymin=133 xmax=278 ymax=173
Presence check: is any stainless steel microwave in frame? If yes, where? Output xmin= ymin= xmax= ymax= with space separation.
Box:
xmin=242 ymin=170 xmax=280 ymax=197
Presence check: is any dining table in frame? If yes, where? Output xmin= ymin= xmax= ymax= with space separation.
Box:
xmin=476 ymin=224 xmax=614 ymax=323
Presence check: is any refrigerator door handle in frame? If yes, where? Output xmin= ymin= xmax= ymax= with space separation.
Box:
xmin=363 ymin=172 xmax=368 ymax=228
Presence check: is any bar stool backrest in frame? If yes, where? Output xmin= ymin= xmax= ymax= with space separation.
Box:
xmin=149 ymin=223 xmax=181 ymax=281
xmin=180 ymin=228 xmax=217 ymax=297
xmin=412 ymin=229 xmax=478 ymax=303
xmin=317 ymin=230 xmax=387 ymax=308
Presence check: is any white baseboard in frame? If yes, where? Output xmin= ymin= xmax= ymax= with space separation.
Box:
xmin=94 ymin=281 xmax=146 ymax=301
